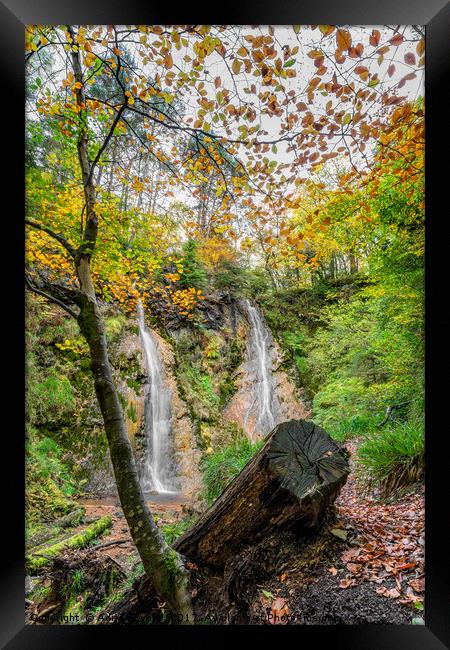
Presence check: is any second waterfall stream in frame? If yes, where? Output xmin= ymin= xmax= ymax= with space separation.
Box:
xmin=243 ymin=299 xmax=277 ymax=439
xmin=137 ymin=301 xmax=179 ymax=495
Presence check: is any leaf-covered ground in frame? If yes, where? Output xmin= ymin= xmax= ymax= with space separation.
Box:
xmin=334 ymin=440 xmax=425 ymax=606
xmin=246 ymin=439 xmax=425 ymax=625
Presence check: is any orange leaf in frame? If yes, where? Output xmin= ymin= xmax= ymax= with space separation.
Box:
xmin=164 ymin=53 xmax=173 ymax=69
xmin=369 ymin=29 xmax=381 ymax=47
xmin=336 ymin=29 xmax=352 ymax=51
xmin=231 ymin=58 xmax=241 ymax=74
xmin=416 ymin=39 xmax=425 ymax=56
xmin=390 ymin=34 xmax=404 ymax=46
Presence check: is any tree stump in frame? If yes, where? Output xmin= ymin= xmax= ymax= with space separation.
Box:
xmin=174 ymin=419 xmax=349 ymax=568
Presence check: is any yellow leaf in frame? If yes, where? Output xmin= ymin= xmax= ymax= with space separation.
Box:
xmin=231 ymin=58 xmax=242 ymax=74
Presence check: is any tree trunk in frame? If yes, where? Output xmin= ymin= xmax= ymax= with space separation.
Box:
xmin=66 ymin=26 xmax=193 ymax=622
xmin=27 ymin=507 xmax=86 ymax=551
xmin=174 ymin=419 xmax=349 ymax=568
xmin=75 ymin=293 xmax=192 ymax=620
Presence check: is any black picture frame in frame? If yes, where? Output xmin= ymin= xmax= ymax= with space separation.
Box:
xmin=2 ymin=1 xmax=449 ymax=647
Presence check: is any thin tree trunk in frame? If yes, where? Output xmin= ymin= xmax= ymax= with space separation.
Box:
xmin=67 ymin=26 xmax=193 ymax=622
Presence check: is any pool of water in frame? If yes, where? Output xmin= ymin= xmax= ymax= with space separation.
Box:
xmin=78 ymin=491 xmax=187 ymax=508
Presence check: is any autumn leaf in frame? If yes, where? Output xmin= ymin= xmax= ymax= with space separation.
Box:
xmin=369 ymin=29 xmax=381 ymax=47
xmin=336 ymin=29 xmax=352 ymax=51
xmin=339 ymin=578 xmax=356 ymax=589
xmin=319 ymin=25 xmax=335 ymax=37
xmin=163 ymin=53 xmax=173 ymax=69
xmin=269 ymin=597 xmax=290 ymax=624
xmin=390 ymin=34 xmax=404 ymax=46
xmin=409 ymin=578 xmax=425 ymax=593
xmin=416 ymin=39 xmax=425 ymax=56
xmin=231 ymin=58 xmax=242 ymax=74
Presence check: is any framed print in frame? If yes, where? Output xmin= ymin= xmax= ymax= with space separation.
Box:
xmin=1 ymin=0 xmax=449 ymax=648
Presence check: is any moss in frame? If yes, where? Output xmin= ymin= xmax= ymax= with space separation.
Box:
xmin=26 ymin=515 xmax=112 ymax=573
xmin=162 ymin=549 xmax=181 ymax=591
xmin=31 ymin=583 xmax=52 ymax=605
xmin=105 ymin=313 xmax=127 ymax=343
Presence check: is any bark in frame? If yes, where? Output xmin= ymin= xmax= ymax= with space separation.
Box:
xmin=174 ymin=419 xmax=350 ymax=568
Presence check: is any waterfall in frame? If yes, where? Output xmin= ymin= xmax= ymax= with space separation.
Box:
xmin=137 ymin=302 xmax=179 ymax=495
xmin=244 ymin=299 xmax=277 ymax=438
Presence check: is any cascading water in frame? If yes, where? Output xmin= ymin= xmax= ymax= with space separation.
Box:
xmin=243 ymin=299 xmax=277 ymax=438
xmin=137 ymin=302 xmax=179 ymax=495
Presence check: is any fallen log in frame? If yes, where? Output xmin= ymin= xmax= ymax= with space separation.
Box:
xmin=174 ymin=419 xmax=349 ymax=568
xmin=27 ymin=506 xmax=86 ymax=551
xmin=26 ymin=515 xmax=112 ymax=574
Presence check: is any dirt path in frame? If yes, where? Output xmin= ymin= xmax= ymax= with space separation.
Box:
xmin=249 ymin=439 xmax=425 ymax=625
xmin=334 ymin=440 xmax=425 ymax=607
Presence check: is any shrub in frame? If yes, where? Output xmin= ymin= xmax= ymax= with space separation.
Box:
xmin=357 ymin=419 xmax=424 ymax=496
xmin=160 ymin=515 xmax=198 ymax=545
xmin=202 ymin=437 xmax=264 ymax=505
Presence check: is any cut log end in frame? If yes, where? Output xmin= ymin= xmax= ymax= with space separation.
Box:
xmin=175 ymin=419 xmax=349 ymax=568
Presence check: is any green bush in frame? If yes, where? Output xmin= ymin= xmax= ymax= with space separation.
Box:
xmin=313 ymin=377 xmax=379 ymax=432
xmin=105 ymin=313 xmax=127 ymax=343
xmin=357 ymin=419 xmax=424 ymax=496
xmin=160 ymin=515 xmax=198 ymax=545
xmin=202 ymin=437 xmax=264 ymax=505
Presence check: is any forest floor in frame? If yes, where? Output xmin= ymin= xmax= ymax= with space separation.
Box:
xmin=27 ymin=440 xmax=425 ymax=625
xmin=241 ymin=439 xmax=425 ymax=625
xmin=73 ymin=494 xmax=190 ymax=572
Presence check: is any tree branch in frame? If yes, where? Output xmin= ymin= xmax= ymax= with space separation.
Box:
xmin=25 ymin=219 xmax=77 ymax=258
xmin=25 ymin=275 xmax=79 ymax=319
xmin=85 ymin=102 xmax=128 ymax=189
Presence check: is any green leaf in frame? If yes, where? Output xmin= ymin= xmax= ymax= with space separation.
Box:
xmin=262 ymin=590 xmax=275 ymax=599
xmin=284 ymin=59 xmax=296 ymax=68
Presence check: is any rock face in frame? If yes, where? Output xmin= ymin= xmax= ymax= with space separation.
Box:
xmin=116 ymin=330 xmax=147 ymax=446
xmin=223 ymin=300 xmax=310 ymax=441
